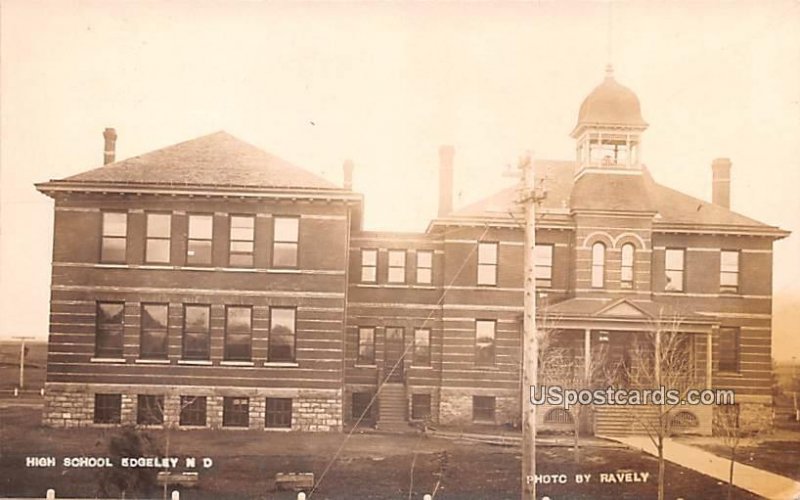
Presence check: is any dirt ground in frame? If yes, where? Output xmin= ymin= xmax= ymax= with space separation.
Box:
xmin=0 ymin=404 xmax=763 ymax=499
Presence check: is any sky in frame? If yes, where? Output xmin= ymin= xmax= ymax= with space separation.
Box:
xmin=1 ymin=1 xmax=799 ymax=358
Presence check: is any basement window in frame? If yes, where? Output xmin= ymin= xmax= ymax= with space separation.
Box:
xmin=223 ymin=397 xmax=250 ymax=428
xmin=266 ymin=398 xmax=292 ymax=428
xmin=472 ymin=396 xmax=496 ymax=423
xmin=179 ymin=396 xmax=207 ymax=426
xmin=411 ymin=394 xmax=432 ymax=420
xmin=137 ymin=395 xmax=164 ymax=425
xmin=94 ymin=394 xmax=121 ymax=424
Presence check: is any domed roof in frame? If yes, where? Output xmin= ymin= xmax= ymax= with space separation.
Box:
xmin=574 ymin=65 xmax=647 ymax=132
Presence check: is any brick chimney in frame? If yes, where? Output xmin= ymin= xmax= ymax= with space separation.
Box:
xmin=711 ymin=158 xmax=732 ymax=209
xmin=103 ymin=128 xmax=117 ymax=165
xmin=438 ymin=145 xmax=454 ymax=217
xmin=343 ymin=159 xmax=354 ymax=190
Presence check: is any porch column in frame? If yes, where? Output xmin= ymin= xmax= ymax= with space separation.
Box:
xmin=584 ymin=329 xmax=591 ymax=379
xmin=706 ymin=326 xmax=716 ymax=389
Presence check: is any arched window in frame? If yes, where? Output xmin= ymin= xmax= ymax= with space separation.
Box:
xmin=621 ymin=243 xmax=635 ymax=289
xmin=591 ymin=242 xmax=605 ymax=288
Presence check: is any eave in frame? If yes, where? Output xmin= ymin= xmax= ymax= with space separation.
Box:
xmin=35 ymin=180 xmax=363 ymax=204
xmin=652 ymin=221 xmax=790 ymax=240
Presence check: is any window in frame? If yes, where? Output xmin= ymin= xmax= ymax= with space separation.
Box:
xmin=411 ymin=394 xmax=432 ymax=420
xmin=187 ymin=214 xmax=213 ymax=265
xmin=357 ymin=327 xmax=375 ymax=365
xmin=229 ymin=215 xmax=255 ymax=267
xmin=472 ymin=396 xmax=496 ymax=423
xmin=223 ymin=397 xmax=250 ymax=427
xmin=269 ymin=308 xmax=296 ymax=362
xmin=266 ymin=398 xmax=292 ymax=428
xmin=718 ymin=327 xmax=740 ymax=372
xmin=361 ymin=249 xmax=377 ymax=283
xmin=94 ymin=394 xmax=121 ymax=424
xmin=665 ymin=248 xmax=685 ymax=292
xmin=145 ymin=212 xmax=171 ymax=264
xmin=182 ymin=305 xmax=210 ymax=360
xmin=137 ymin=395 xmax=164 ymax=425
xmin=101 ymin=211 xmax=127 ymax=262
xmin=388 ymin=250 xmax=406 ymax=283
xmin=621 ymin=243 xmax=635 ymax=289
xmin=351 ymin=392 xmax=374 ymax=422
xmin=477 ymin=242 xmax=498 ymax=286
xmin=534 ymin=244 xmax=553 ymax=288
xmin=96 ymin=302 xmax=124 ymax=358
xmin=413 ymin=328 xmax=431 ymax=366
xmin=591 ymin=242 xmax=605 ymax=288
xmin=140 ymin=304 xmax=168 ymax=359
xmin=225 ymin=306 xmax=252 ymax=361
xmin=475 ymin=320 xmax=496 ymax=366
xmin=179 ymin=396 xmax=207 ymax=426
xmin=416 ymin=250 xmax=433 ymax=284
xmin=273 ymin=217 xmax=299 ymax=268
xmin=720 ymin=250 xmax=739 ymax=292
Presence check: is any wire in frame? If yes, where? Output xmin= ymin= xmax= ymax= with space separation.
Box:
xmin=308 ymin=223 xmax=492 ymax=498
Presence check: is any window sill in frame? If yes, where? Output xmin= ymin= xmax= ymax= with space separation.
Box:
xmin=267 ymin=268 xmax=300 ymax=274
xmin=717 ymin=370 xmax=743 ymax=377
xmin=90 ymin=357 xmax=126 ymax=364
xmin=354 ymin=364 xmax=377 ymax=368
xmin=263 ymin=362 xmax=299 ymax=368
xmin=411 ymin=365 xmax=433 ymax=370
xmin=178 ymin=360 xmax=212 ymax=366
xmin=220 ymin=361 xmax=255 ymax=367
xmin=264 ymin=426 xmax=293 ymax=432
xmin=135 ymin=359 xmax=171 ymax=364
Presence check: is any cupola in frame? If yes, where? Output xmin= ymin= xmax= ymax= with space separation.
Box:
xmin=572 ymin=65 xmax=648 ymax=174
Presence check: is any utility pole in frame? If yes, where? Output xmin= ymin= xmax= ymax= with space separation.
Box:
xmin=12 ymin=336 xmax=35 ymax=390
xmin=518 ymin=153 xmax=546 ymax=499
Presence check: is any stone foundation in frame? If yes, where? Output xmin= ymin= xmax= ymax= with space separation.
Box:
xmin=439 ymin=387 xmax=519 ymax=426
xmin=43 ymin=383 xmax=342 ymax=432
xmin=713 ymin=402 xmax=773 ymax=435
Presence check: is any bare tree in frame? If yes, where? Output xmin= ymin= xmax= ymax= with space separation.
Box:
xmin=714 ymin=404 xmax=769 ymax=500
xmin=538 ymin=328 xmax=608 ymax=462
xmin=134 ymin=394 xmax=202 ymax=500
xmin=623 ymin=312 xmax=698 ymax=500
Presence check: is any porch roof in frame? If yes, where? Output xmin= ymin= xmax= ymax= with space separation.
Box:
xmin=542 ymin=297 xmax=717 ymax=333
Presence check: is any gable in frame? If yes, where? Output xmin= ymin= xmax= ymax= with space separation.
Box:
xmin=597 ymin=300 xmax=651 ymax=318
